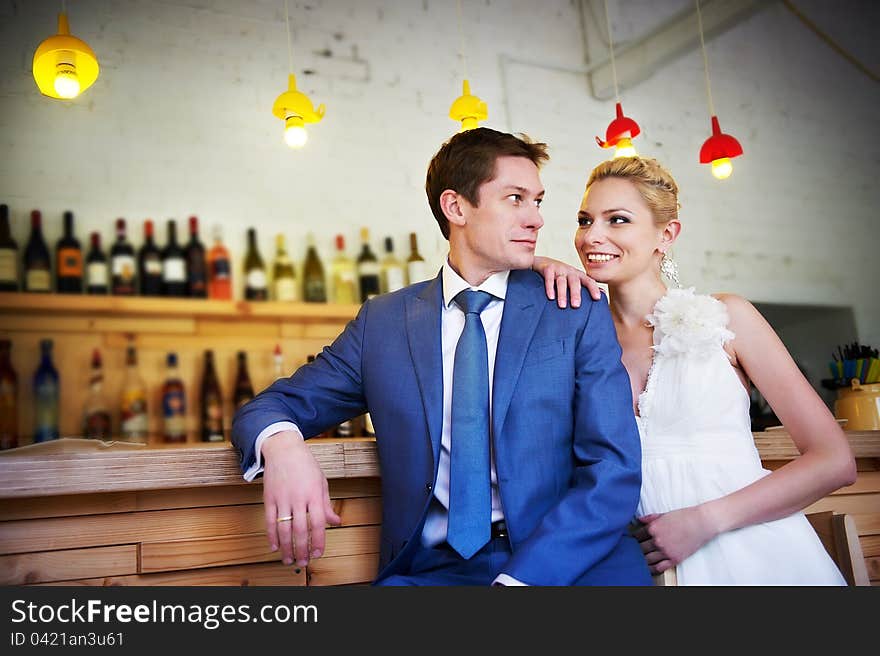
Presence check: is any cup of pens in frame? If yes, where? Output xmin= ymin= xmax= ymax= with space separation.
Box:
xmin=828 ymin=342 xmax=880 ymax=430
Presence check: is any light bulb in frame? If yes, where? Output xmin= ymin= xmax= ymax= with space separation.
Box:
xmin=711 ymin=157 xmax=733 ymax=180
xmin=613 ymin=138 xmax=637 ymax=159
xmin=53 ymin=62 xmax=80 ymax=99
xmin=284 ymin=116 xmax=308 ymax=148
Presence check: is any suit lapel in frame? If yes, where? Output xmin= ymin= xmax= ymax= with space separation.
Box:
xmin=406 ymin=275 xmax=444 ymax=468
xmin=492 ymin=270 xmax=545 ymax=441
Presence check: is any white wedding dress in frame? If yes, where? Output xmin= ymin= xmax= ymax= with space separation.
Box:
xmin=634 ymin=288 xmax=845 ymax=585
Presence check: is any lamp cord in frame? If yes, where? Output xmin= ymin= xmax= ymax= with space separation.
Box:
xmin=695 ymin=0 xmax=716 ymax=118
xmin=603 ymin=0 xmax=620 ymax=103
xmin=456 ymin=0 xmax=469 ymax=82
xmin=284 ymin=0 xmax=294 ymax=74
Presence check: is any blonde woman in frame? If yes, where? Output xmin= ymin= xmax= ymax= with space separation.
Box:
xmin=534 ymin=157 xmax=855 ymax=585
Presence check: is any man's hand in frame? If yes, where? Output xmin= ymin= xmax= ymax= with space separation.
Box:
xmin=261 ymin=431 xmax=342 ymax=567
xmin=532 ymin=255 xmax=602 ymax=308
xmin=632 ymin=506 xmax=718 ymax=574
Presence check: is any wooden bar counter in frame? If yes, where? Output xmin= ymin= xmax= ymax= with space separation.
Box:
xmin=0 ymin=431 xmax=877 ymax=586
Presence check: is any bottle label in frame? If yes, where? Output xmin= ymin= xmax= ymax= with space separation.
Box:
xmin=274 ymin=278 xmax=297 ymax=302
xmin=112 ymin=255 xmax=136 ymax=279
xmin=145 ymin=256 xmax=163 ymax=276
xmin=163 ymin=258 xmax=186 ymax=282
xmin=0 ymin=249 xmax=18 ymax=283
xmin=26 ymin=269 xmax=51 ymax=291
xmin=83 ymin=410 xmax=112 ymax=440
xmin=57 ymin=248 xmax=83 ymax=277
xmin=202 ymin=392 xmax=224 ymax=441
xmin=304 ymin=278 xmax=326 ymax=302
xmin=384 ymin=267 xmax=405 ymax=293
xmin=407 ymin=261 xmax=428 ymax=284
xmin=162 ymin=388 xmax=187 ymax=440
xmin=87 ymin=262 xmax=109 ymax=286
xmin=246 ymin=270 xmax=267 ymax=289
xmin=34 ymin=380 xmax=59 ymax=440
xmin=120 ymin=388 xmax=148 ymax=439
xmin=211 ymin=257 xmax=231 ymax=280
xmin=332 ymin=277 xmax=357 ymax=304
xmin=358 ymin=262 xmax=380 ymax=276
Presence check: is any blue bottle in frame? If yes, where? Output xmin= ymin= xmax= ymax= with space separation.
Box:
xmin=33 ymin=338 xmax=59 ymax=442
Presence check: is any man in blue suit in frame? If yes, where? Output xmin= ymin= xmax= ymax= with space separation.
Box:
xmin=232 ymin=128 xmax=651 ymax=585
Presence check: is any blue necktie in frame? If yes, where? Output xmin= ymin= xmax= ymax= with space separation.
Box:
xmin=447 ymin=289 xmax=494 ymax=559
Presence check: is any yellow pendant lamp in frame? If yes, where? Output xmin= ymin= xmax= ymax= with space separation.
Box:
xmin=449 ymin=79 xmax=488 ymax=132
xmin=32 ymin=10 xmax=99 ymax=100
xmin=272 ymin=0 xmax=324 ymax=148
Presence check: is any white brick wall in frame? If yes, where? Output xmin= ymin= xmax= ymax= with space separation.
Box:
xmin=0 ymin=0 xmax=877 ymax=345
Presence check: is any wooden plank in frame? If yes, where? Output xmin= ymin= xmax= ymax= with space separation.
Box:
xmin=851 ymin=513 xmax=880 ymax=535
xmin=859 ymin=535 xmax=880 ymax=559
xmin=0 ymin=439 xmax=373 ymax=497
xmin=306 ymin=553 xmax=379 ymax=586
xmin=0 ymin=545 xmax=137 ymax=585
xmin=805 ymin=494 xmax=880 ymax=516
xmin=141 ymin=525 xmax=380 ymax=573
xmin=866 ymin=556 xmax=880 ymax=581
xmin=829 ymin=471 xmax=880 ymax=496
xmin=0 ymin=492 xmax=137 ymax=522
xmin=753 ymin=431 xmax=880 ymax=460
xmin=39 ymin=562 xmax=308 ymax=586
xmin=0 ymin=497 xmax=382 ymax=556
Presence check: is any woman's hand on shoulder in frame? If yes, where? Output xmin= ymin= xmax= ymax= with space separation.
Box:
xmin=532 ymin=255 xmax=602 ymax=308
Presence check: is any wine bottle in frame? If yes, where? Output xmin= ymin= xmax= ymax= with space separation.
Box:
xmin=85 ymin=232 xmax=109 ymax=295
xmin=185 ymin=215 xmax=207 ymax=298
xmin=119 ymin=343 xmax=148 ymax=442
xmin=233 ymin=351 xmax=254 ymax=410
xmin=406 ymin=232 xmax=428 ymax=284
xmin=0 ymin=204 xmax=19 ymax=291
xmin=161 ymin=352 xmax=187 ymax=443
xmin=330 ymin=234 xmax=357 ymax=304
xmin=243 ymin=228 xmax=268 ymax=301
xmin=273 ymin=343 xmax=285 ymax=381
xmin=138 ymin=219 xmax=163 ymax=296
xmin=55 ymin=211 xmax=83 ymax=293
xmin=302 ymin=232 xmax=327 ymax=303
xmin=207 ymin=224 xmax=232 ymax=300
xmin=272 ymin=234 xmax=297 ymax=301
xmin=356 ymin=227 xmax=380 ymax=302
xmin=200 ymin=350 xmax=224 ymax=442
xmin=24 ymin=210 xmax=52 ymax=293
xmin=161 ymin=219 xmax=187 ymax=297
xmin=110 ymin=218 xmax=137 ymax=295
xmin=33 ymin=338 xmax=59 ymax=442
xmin=82 ymin=348 xmax=112 ymax=440
xmin=380 ymin=236 xmax=406 ymax=294
xmin=0 ymin=339 xmax=18 ymax=450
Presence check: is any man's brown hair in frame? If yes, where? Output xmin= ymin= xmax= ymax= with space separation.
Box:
xmin=425 ymin=127 xmax=549 ymax=239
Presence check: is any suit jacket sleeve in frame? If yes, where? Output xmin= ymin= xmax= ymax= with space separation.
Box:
xmin=502 ymin=296 xmax=642 ymax=584
xmin=231 ymin=302 xmax=370 ymax=474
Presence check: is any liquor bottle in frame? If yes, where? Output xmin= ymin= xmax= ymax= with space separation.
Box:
xmin=330 ymin=234 xmax=357 ymax=304
xmin=33 ymin=338 xmax=59 ymax=442
xmin=243 ymin=228 xmax=268 ymax=301
xmin=55 ymin=211 xmax=83 ymax=293
xmin=0 ymin=204 xmax=19 ymax=291
xmin=356 ymin=227 xmax=380 ymax=302
xmin=363 ymin=412 xmax=375 ymax=437
xmin=334 ymin=414 xmax=360 ymax=438
xmin=185 ymin=215 xmax=207 ymax=298
xmin=406 ymin=232 xmax=428 ymax=284
xmin=200 ymin=350 xmax=224 ymax=442
xmin=272 ymin=234 xmax=297 ymax=301
xmin=23 ymin=210 xmax=52 ymax=293
xmin=85 ymin=232 xmax=109 ymax=295
xmin=302 ymin=232 xmax=326 ymax=303
xmin=380 ymin=236 xmax=406 ymax=294
xmin=161 ymin=352 xmax=187 ymax=443
xmin=119 ymin=343 xmax=148 ymax=442
xmin=110 ymin=218 xmax=136 ymax=295
xmin=273 ymin=343 xmax=285 ymax=381
xmin=207 ymin=224 xmax=233 ymax=300
xmin=138 ymin=219 xmax=163 ymax=296
xmin=0 ymin=339 xmax=18 ymax=450
xmin=161 ymin=219 xmax=187 ymax=297
xmin=233 ymin=351 xmax=254 ymax=410
xmin=82 ymin=348 xmax=112 ymax=440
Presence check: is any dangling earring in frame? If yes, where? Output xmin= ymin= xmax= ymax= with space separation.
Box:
xmin=660 ymin=252 xmax=682 ymax=288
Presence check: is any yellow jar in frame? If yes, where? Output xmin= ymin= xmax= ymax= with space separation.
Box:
xmin=834 ymin=380 xmax=880 ymax=430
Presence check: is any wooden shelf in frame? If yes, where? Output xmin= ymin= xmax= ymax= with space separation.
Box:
xmin=0 ymin=292 xmax=361 ymax=322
